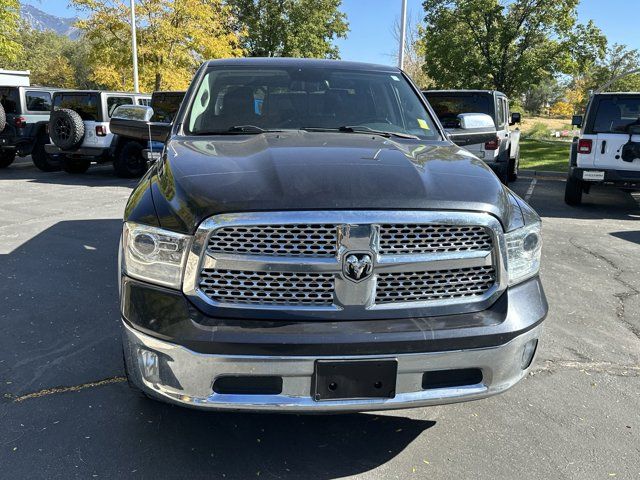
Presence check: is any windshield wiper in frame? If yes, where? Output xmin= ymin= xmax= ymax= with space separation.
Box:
xmin=301 ymin=125 xmax=419 ymax=139
xmin=195 ymin=125 xmax=283 ymax=135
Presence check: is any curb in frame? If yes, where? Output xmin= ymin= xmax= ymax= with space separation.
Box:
xmin=520 ymin=169 xmax=566 ymax=179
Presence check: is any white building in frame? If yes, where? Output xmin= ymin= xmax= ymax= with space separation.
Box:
xmin=0 ymin=70 xmax=30 ymax=87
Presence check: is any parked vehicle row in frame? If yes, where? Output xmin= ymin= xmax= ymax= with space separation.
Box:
xmin=0 ymin=86 xmax=185 ymax=178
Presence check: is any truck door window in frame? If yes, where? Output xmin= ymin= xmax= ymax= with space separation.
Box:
xmin=0 ymin=87 xmax=19 ymax=114
xmin=107 ymin=96 xmax=134 ymax=117
xmin=25 ymin=91 xmax=52 ymax=112
xmin=496 ymin=98 xmax=505 ymax=126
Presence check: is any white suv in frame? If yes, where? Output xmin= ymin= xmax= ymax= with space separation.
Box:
xmin=566 ymin=92 xmax=640 ymax=205
xmin=45 ymin=90 xmax=151 ymax=177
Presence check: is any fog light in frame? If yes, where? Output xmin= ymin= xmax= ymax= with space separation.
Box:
xmin=521 ymin=339 xmax=538 ymax=370
xmin=138 ymin=349 xmax=160 ymax=383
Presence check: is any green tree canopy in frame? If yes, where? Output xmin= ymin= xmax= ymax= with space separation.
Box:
xmin=0 ymin=0 xmax=22 ymax=66
xmin=73 ymin=0 xmax=243 ymax=92
xmin=229 ymin=0 xmax=349 ymax=58
xmin=418 ymin=0 xmax=606 ymax=97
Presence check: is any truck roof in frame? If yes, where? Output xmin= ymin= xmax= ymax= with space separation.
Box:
xmin=204 ymin=57 xmax=399 ymax=72
xmin=52 ymin=90 xmax=149 ymax=96
xmin=592 ymin=91 xmax=640 ymax=96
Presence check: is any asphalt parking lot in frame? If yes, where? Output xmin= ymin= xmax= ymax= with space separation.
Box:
xmin=1 ymin=157 xmax=639 ymax=480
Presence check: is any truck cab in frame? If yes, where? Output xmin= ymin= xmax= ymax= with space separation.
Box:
xmin=423 ymin=89 xmax=521 ymax=184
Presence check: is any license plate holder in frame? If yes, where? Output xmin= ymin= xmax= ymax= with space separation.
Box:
xmin=312 ymin=359 xmax=398 ymax=401
xmin=583 ymin=170 xmax=605 ymax=181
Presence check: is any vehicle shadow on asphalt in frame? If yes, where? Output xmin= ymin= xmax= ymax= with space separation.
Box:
xmin=123 ymin=395 xmax=436 ymax=478
xmin=1 ymin=160 xmax=139 ymax=188
xmin=610 ymin=230 xmax=640 ymax=245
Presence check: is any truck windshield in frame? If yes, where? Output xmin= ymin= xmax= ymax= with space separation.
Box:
xmin=186 ymin=66 xmax=440 ymax=140
xmin=425 ymin=93 xmax=494 ymax=129
xmin=591 ymin=96 xmax=640 ymax=133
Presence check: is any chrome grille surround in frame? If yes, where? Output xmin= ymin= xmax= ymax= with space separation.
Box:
xmin=183 ymin=211 xmax=508 ymax=319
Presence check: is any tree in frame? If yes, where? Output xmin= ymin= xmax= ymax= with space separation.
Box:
xmin=0 ymin=0 xmax=22 ymax=65
xmin=590 ymin=44 xmax=640 ymax=92
xmin=392 ymin=11 xmax=433 ymax=89
xmin=72 ymin=0 xmax=244 ymax=91
xmin=229 ymin=0 xmax=349 ymax=58
xmin=549 ymin=101 xmax=573 ymax=118
xmin=523 ymin=79 xmax=564 ymax=115
xmin=418 ymin=0 xmax=604 ymax=97
xmin=12 ymin=27 xmax=77 ymax=87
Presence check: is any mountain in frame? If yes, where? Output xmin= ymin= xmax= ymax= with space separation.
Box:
xmin=20 ymin=3 xmax=80 ymax=39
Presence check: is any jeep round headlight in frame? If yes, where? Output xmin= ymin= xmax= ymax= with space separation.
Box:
xmin=505 ymin=222 xmax=542 ymax=286
xmin=122 ymin=222 xmax=192 ymax=289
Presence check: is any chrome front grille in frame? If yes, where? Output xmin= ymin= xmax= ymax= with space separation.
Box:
xmin=376 ymin=266 xmax=496 ymax=304
xmin=184 ymin=211 xmax=506 ymax=318
xmin=379 ymin=224 xmax=492 ymax=254
xmin=200 ymin=269 xmax=334 ymax=306
xmin=208 ymin=224 xmax=337 ymax=257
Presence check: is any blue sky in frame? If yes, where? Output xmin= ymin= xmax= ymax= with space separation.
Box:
xmin=23 ymin=0 xmax=640 ymax=66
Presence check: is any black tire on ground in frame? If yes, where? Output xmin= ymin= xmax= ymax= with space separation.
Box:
xmin=564 ymin=175 xmax=583 ymax=206
xmin=50 ymin=108 xmax=85 ymax=150
xmin=62 ymin=158 xmax=91 ymax=174
xmin=0 ymin=149 xmax=16 ymax=168
xmin=508 ymin=150 xmax=519 ymax=182
xmin=495 ymin=161 xmax=509 ymax=186
xmin=31 ymin=130 xmax=61 ymax=172
xmin=113 ymin=141 xmax=146 ymax=178
xmin=0 ymin=103 xmax=6 ymax=132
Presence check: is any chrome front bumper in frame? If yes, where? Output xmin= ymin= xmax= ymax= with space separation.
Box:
xmin=122 ymin=320 xmax=541 ymax=413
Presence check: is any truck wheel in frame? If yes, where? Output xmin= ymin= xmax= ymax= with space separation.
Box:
xmin=495 ymin=162 xmax=509 ymax=186
xmin=31 ymin=131 xmax=61 ymax=172
xmin=62 ymin=158 xmax=91 ymax=174
xmin=508 ymin=150 xmax=519 ymax=182
xmin=50 ymin=109 xmax=85 ymax=150
xmin=564 ymin=175 xmax=583 ymax=206
xmin=113 ymin=141 xmax=146 ymax=178
xmin=0 ymin=103 xmax=6 ymax=132
xmin=0 ymin=150 xmax=16 ymax=168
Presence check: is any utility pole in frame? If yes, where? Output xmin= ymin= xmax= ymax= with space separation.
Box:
xmin=398 ymin=0 xmax=407 ymax=69
xmin=130 ymin=0 xmax=140 ymax=93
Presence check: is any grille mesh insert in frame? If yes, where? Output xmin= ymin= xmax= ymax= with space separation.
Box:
xmin=379 ymin=224 xmax=492 ymax=255
xmin=200 ymin=269 xmax=334 ymax=306
xmin=208 ymin=224 xmax=337 ymax=257
xmin=376 ymin=266 xmax=495 ymax=303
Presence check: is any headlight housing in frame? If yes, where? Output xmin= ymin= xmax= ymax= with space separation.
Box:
xmin=122 ymin=222 xmax=192 ymax=289
xmin=505 ymin=222 xmax=542 ymax=286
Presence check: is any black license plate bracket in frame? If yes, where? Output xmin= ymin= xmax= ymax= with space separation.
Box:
xmin=312 ymin=359 xmax=398 ymax=401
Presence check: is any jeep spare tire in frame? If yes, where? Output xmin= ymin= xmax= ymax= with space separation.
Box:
xmin=0 ymin=103 xmax=6 ymax=132
xmin=50 ymin=108 xmax=85 ymax=150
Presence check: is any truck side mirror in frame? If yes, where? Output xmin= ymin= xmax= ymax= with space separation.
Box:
xmin=509 ymin=112 xmax=521 ymax=125
xmin=571 ymin=115 xmax=583 ymax=128
xmin=110 ymin=105 xmax=171 ymax=142
xmin=448 ymin=113 xmax=497 ymax=147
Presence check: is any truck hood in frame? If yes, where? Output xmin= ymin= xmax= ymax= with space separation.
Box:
xmin=148 ymin=131 xmax=515 ymax=233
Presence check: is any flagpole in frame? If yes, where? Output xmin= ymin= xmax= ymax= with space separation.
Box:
xmin=130 ymin=0 xmax=139 ymax=93
xmin=398 ymin=0 xmax=407 ymax=69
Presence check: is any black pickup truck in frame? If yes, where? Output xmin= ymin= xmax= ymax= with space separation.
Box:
xmin=111 ymin=58 xmax=546 ymax=413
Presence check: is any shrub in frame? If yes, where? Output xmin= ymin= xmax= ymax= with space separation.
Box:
xmin=524 ymin=122 xmax=552 ymax=140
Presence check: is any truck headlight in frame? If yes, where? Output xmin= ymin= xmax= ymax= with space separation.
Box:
xmin=505 ymin=222 xmax=542 ymax=286
xmin=122 ymin=222 xmax=192 ymax=289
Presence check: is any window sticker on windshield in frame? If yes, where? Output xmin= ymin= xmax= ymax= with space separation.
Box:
xmin=417 ymin=118 xmax=430 ymax=130
xmin=390 ymin=75 xmax=400 ymax=81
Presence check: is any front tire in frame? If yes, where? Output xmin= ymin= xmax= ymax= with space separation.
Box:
xmin=564 ymin=175 xmax=583 ymax=205
xmin=113 ymin=141 xmax=146 ymax=178
xmin=0 ymin=150 xmax=16 ymax=168
xmin=62 ymin=158 xmax=91 ymax=174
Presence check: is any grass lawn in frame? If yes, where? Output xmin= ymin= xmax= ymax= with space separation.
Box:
xmin=519 ymin=139 xmax=570 ymax=172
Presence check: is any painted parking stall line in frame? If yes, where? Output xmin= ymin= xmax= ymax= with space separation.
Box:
xmin=524 ymin=178 xmax=537 ymax=202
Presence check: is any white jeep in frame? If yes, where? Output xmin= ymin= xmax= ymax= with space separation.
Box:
xmin=45 ymin=90 xmax=151 ymax=177
xmin=565 ymin=92 xmax=640 ymax=205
